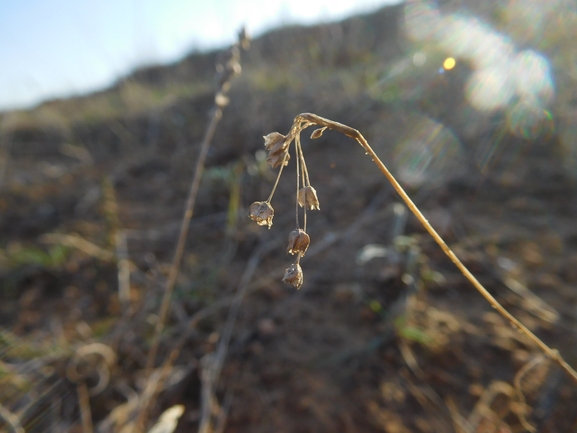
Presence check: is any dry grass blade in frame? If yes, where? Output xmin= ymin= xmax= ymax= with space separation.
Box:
xmin=198 ymin=354 xmax=220 ymax=433
xmin=467 ymin=381 xmax=516 ymax=431
xmin=0 ymin=403 xmax=24 ymax=433
xmin=147 ymin=405 xmax=185 ymax=433
xmin=399 ymin=341 xmax=473 ymax=433
xmin=513 ymin=355 xmax=549 ymax=433
xmin=41 ymin=233 xmax=114 ymax=261
xmin=115 ymin=230 xmax=131 ymax=306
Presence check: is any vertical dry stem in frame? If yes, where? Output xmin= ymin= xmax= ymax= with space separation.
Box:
xmin=139 ymin=29 xmax=248 ymax=433
xmin=145 ymin=30 xmax=248 ymax=376
xmin=146 ymin=106 xmax=223 ymax=374
xmin=295 ymin=112 xmax=577 ymax=384
xmin=77 ymin=382 xmax=94 ymax=433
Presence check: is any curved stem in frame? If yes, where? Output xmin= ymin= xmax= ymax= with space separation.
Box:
xmin=295 ymin=112 xmax=577 ymax=384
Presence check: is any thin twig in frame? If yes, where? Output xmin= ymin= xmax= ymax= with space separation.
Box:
xmin=77 ymin=382 xmax=94 ymax=433
xmin=0 ymin=403 xmax=24 ymax=433
xmin=116 ymin=230 xmax=131 ymax=307
xmin=41 ymin=233 xmax=114 ymax=262
xmin=293 ymin=112 xmax=577 ymax=384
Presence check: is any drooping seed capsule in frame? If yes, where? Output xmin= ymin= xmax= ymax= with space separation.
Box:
xmin=283 ymin=263 xmax=304 ymax=290
xmin=263 ymin=132 xmax=290 ymax=168
xmin=248 ymin=201 xmax=274 ymax=228
xmin=297 ymin=186 xmax=320 ymax=210
xmin=263 ymin=132 xmax=285 ymax=150
xmin=286 ymin=228 xmax=310 ymax=256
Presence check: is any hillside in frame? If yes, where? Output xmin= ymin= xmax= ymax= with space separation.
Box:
xmin=2 ymin=1 xmax=577 ymax=432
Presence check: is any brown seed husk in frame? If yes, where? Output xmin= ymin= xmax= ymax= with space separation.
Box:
xmin=297 ymin=186 xmax=320 ymax=210
xmin=287 ymin=229 xmax=310 ymax=256
xmin=283 ymin=263 xmax=304 ymax=289
xmin=263 ymin=132 xmax=290 ymax=168
xmin=248 ymin=201 xmax=274 ymax=229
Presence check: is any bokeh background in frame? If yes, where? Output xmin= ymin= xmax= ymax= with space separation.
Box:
xmin=2 ymin=0 xmax=577 ymax=432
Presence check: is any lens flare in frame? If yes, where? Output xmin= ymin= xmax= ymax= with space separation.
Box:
xmin=511 ymin=50 xmax=554 ymax=104
xmin=503 ymin=0 xmax=566 ymax=44
xmin=465 ymin=62 xmax=516 ymax=111
xmin=506 ymin=101 xmax=555 ymax=139
xmin=443 ymin=57 xmax=456 ymax=70
xmin=403 ymin=1 xmax=556 ymax=138
xmin=404 ymin=0 xmax=442 ymax=41
xmin=392 ymin=114 xmax=464 ymax=189
xmin=436 ymin=14 xmax=514 ymax=70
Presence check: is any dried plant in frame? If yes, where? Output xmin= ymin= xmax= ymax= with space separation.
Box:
xmin=146 ymin=27 xmax=249 ymax=375
xmin=249 ymin=112 xmax=577 ymax=384
xmin=136 ymin=27 xmax=250 ymax=432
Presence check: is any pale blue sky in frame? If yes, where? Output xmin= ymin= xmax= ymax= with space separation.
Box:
xmin=0 ymin=0 xmax=401 ymax=111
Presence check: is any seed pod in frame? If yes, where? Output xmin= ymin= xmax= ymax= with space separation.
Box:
xmin=286 ymin=228 xmax=310 ymax=256
xmin=283 ymin=263 xmax=303 ymax=290
xmin=297 ymin=186 xmax=320 ymax=210
xmin=248 ymin=201 xmax=274 ymax=228
xmin=263 ymin=132 xmax=290 ymax=168
xmin=267 ymin=151 xmax=290 ymax=168
xmin=263 ymin=132 xmax=285 ymax=149
xmin=310 ymin=127 xmax=327 ymax=139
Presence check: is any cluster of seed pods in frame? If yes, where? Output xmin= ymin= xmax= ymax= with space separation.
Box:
xmin=248 ymin=123 xmax=326 ymax=289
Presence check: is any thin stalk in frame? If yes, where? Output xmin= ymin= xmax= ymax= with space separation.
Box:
xmin=146 ymin=106 xmax=223 ymax=375
xmin=295 ymin=112 xmax=577 ymax=384
xmin=297 ymin=134 xmax=311 ymax=187
xmin=267 ymin=153 xmax=288 ymax=203
xmin=295 ymin=137 xmax=301 ymax=228
xmin=303 ymin=201 xmax=308 ymax=232
xmin=295 ymin=134 xmax=309 ymax=230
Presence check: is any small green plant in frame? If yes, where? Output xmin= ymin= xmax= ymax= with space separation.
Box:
xmin=2 ymin=242 xmax=68 ymax=269
xmin=248 ymin=112 xmax=577 ymax=385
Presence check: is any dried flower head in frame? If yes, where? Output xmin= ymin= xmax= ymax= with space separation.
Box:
xmin=249 ymin=201 xmax=274 ymax=228
xmin=287 ymin=228 xmax=310 ymax=256
xmin=298 ymin=186 xmax=320 ymax=210
xmin=283 ymin=263 xmax=303 ymax=289
xmin=263 ymin=132 xmax=290 ymax=168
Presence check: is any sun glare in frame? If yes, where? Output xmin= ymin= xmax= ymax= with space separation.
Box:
xmin=443 ymin=57 xmax=456 ymax=70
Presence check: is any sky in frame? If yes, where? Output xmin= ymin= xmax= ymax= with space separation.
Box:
xmin=0 ymin=0 xmax=402 ymax=111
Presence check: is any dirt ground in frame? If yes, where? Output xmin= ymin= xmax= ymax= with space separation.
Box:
xmin=2 ymin=2 xmax=577 ymax=433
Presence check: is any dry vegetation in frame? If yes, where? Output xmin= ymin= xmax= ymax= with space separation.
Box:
xmin=2 ymin=1 xmax=577 ymax=432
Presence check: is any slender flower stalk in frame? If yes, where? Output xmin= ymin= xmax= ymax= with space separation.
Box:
xmin=267 ymin=152 xmax=289 ymax=202
xmin=295 ymin=136 xmax=301 ymax=229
